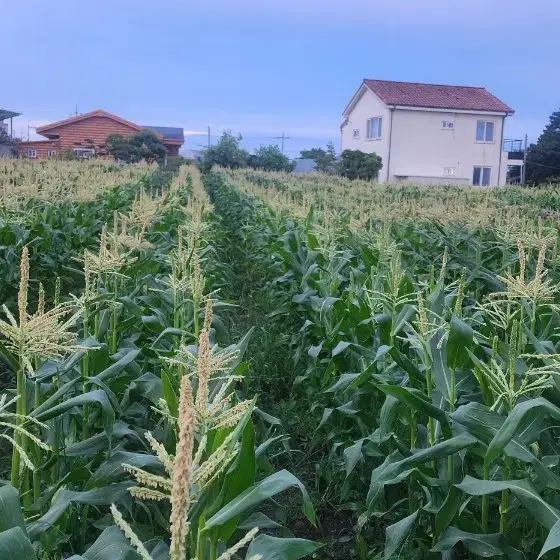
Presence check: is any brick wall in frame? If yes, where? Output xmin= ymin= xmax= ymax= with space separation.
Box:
xmin=17 ymin=140 xmax=60 ymax=159
xmin=46 ymin=116 xmax=140 ymax=151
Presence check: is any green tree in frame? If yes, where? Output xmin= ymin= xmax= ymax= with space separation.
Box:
xmin=526 ymin=109 xmax=560 ymax=183
xmin=337 ymin=149 xmax=382 ymax=181
xmin=200 ymin=131 xmax=248 ymax=172
xmin=299 ymin=141 xmax=337 ymax=172
xmin=247 ymin=145 xmax=294 ymax=172
xmin=105 ymin=129 xmax=167 ymax=163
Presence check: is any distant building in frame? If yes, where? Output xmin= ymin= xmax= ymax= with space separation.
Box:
xmin=183 ymin=149 xmax=204 ymax=160
xmin=0 ymin=109 xmax=20 ymax=157
xmin=18 ymin=109 xmax=184 ymax=159
xmin=293 ymin=158 xmax=317 ymax=173
xmin=340 ymin=79 xmax=515 ymax=186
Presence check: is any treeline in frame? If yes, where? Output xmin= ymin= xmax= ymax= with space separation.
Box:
xmin=200 ymin=131 xmax=383 ymax=180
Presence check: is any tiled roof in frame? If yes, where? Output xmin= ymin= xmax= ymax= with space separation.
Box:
xmin=363 ymin=79 xmax=514 ymax=113
xmin=36 ymin=110 xmax=142 ymax=134
xmin=144 ymin=126 xmax=184 ymax=142
xmin=0 ymin=109 xmax=20 ymax=121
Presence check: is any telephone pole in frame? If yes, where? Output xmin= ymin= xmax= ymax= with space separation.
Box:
xmin=274 ymin=131 xmax=290 ymax=154
xmin=207 ymin=126 xmax=211 ymax=147
xmin=521 ymin=133 xmax=528 ymax=185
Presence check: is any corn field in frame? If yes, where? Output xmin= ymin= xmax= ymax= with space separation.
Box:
xmin=5 ymin=160 xmax=560 ymax=559
xmin=204 ymin=168 xmax=560 ymax=559
xmin=0 ymin=161 xmax=318 ymax=560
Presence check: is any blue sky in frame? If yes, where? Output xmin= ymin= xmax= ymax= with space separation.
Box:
xmin=4 ymin=0 xmax=559 ymax=157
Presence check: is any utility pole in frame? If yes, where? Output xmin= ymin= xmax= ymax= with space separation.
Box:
xmin=274 ymin=131 xmax=290 ymax=154
xmin=75 ymin=105 xmax=79 ymax=116
xmin=521 ymin=133 xmax=528 ymax=185
xmin=207 ymin=126 xmax=211 ymax=147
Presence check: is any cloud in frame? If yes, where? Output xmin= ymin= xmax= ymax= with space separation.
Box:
xmin=183 ymin=129 xmax=209 ymax=136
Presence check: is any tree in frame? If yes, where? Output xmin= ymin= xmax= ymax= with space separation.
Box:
xmin=105 ymin=129 xmax=167 ymax=163
xmin=337 ymin=149 xmax=382 ymax=181
xmin=199 ymin=131 xmax=249 ymax=172
xmin=525 ymin=109 xmax=560 ymax=184
xmin=299 ymin=141 xmax=337 ymax=173
xmin=247 ymin=145 xmax=294 ymax=172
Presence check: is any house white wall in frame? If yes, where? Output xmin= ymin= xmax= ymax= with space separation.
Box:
xmin=389 ymin=108 xmax=506 ymax=186
xmin=341 ymin=88 xmax=390 ymax=167
xmin=341 ymin=90 xmax=509 ymax=186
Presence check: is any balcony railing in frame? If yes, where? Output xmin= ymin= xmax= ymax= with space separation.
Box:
xmin=504 ymin=139 xmax=525 ymax=161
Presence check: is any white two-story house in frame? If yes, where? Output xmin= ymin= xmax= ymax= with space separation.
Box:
xmin=340 ymin=79 xmax=514 ymax=186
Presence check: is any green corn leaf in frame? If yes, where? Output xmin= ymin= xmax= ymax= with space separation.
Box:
xmin=375 ymin=384 xmax=451 ymax=439
xmin=332 ymin=340 xmax=352 ymax=357
xmin=447 ymin=314 xmax=474 ymax=369
xmin=325 ymin=373 xmax=361 ymax=393
xmin=486 ymin=397 xmax=560 ymax=465
xmin=0 ymin=485 xmax=26 ymax=533
xmin=161 ymin=368 xmax=178 ymax=418
xmin=245 ymin=535 xmax=322 ymax=560
xmin=456 ymin=476 xmax=560 ymax=530
xmin=431 ymin=526 xmax=523 ymax=559
xmin=379 ymin=394 xmax=400 ymax=440
xmin=32 ymin=389 xmax=115 ymax=440
xmin=366 ymin=434 xmax=476 ymax=514
xmin=238 ymin=512 xmax=284 ymax=530
xmin=96 ymin=347 xmax=140 ymax=382
xmin=343 ymin=439 xmax=364 ymax=478
xmin=27 ymin=482 xmax=133 ymax=539
xmin=538 ymin=518 xmax=560 ymax=558
xmin=0 ymin=527 xmax=36 ymax=560
xmin=67 ymin=526 xmax=135 ymax=560
xmin=430 ymin=334 xmax=453 ymax=404
xmin=87 ymin=450 xmax=164 ymax=488
xmin=385 ymin=510 xmax=418 ymax=559
xmin=434 ymin=486 xmax=463 ymax=539
xmin=203 ymin=469 xmax=316 ymax=530
xmin=215 ymin=419 xmax=257 ymax=542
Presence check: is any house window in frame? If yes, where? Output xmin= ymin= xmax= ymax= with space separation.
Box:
xmin=27 ymin=149 xmax=37 ymax=159
xmin=476 ymin=120 xmax=495 ymax=142
xmin=48 ymin=150 xmax=57 ymax=157
xmin=473 ymin=166 xmax=492 ymax=186
xmin=353 ymin=129 xmax=360 ymax=139
xmin=442 ymin=121 xmax=455 ymax=130
xmin=444 ymin=167 xmax=455 ymax=176
xmin=73 ymin=148 xmax=95 ymax=158
xmin=366 ymin=117 xmax=382 ymax=140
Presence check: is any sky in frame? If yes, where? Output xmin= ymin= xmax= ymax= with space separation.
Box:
xmin=3 ymin=0 xmax=559 ymax=157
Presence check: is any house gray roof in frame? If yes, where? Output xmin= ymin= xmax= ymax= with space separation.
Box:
xmin=143 ymin=126 xmax=185 ymax=142
xmin=0 ymin=109 xmax=21 ymax=121
xmin=293 ymin=158 xmax=317 ymax=173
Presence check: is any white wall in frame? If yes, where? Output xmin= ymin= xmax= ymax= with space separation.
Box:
xmin=388 ymin=109 xmax=507 ymax=187
xmin=341 ymin=88 xmax=509 ymax=186
xmin=341 ymin=88 xmax=390 ymax=169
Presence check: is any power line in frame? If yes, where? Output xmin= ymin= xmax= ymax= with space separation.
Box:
xmin=524 ymin=160 xmax=560 ymax=171
xmin=274 ymin=131 xmax=290 ymax=154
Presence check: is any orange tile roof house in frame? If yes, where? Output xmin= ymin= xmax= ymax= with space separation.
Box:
xmin=18 ymin=109 xmax=185 ymax=160
xmin=341 ymin=79 xmax=516 ymax=186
